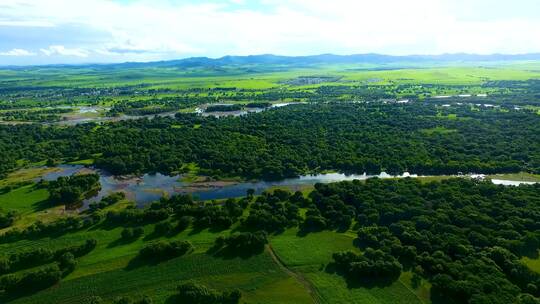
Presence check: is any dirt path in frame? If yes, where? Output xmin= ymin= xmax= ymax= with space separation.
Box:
xmin=267 ymin=245 xmax=322 ymax=304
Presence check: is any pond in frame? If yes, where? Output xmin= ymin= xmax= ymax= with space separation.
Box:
xmin=491 ymin=179 xmax=537 ymax=186
xmin=55 ymin=110 xmax=176 ymax=126
xmin=199 ymin=102 xmax=306 ymax=118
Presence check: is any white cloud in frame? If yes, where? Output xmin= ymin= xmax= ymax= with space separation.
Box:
xmin=0 ymin=48 xmax=35 ymax=56
xmin=0 ymin=20 xmax=54 ymax=27
xmin=1 ymin=0 xmax=540 ymax=64
xmin=40 ymin=45 xmax=89 ymax=57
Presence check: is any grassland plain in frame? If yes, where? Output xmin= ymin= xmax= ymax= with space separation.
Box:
xmin=4 ymin=64 xmax=540 ymax=90
xmin=0 ymin=223 xmax=313 ymax=304
xmin=270 ymin=229 xmax=428 ymax=304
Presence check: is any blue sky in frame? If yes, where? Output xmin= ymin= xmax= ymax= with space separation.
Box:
xmin=1 ymin=0 xmax=540 ymax=65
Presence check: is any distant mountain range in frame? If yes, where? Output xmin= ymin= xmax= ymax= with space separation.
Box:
xmin=103 ymin=53 xmax=540 ymax=68
xmin=5 ymin=53 xmax=540 ymax=69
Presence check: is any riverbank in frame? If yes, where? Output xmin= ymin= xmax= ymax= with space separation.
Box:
xmin=31 ymin=166 xmax=540 ymax=208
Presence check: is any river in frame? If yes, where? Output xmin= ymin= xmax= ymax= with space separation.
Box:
xmin=37 ymin=165 xmax=538 ymax=210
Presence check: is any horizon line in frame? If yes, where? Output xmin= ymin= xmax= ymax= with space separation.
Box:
xmin=2 ymin=52 xmax=540 ymax=69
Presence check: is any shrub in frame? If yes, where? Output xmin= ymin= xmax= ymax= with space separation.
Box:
xmin=175 ymin=216 xmax=191 ymax=232
xmin=0 ymin=209 xmax=17 ymax=229
xmin=212 ymin=231 xmax=268 ymax=256
xmin=154 ymin=221 xmax=174 ymax=235
xmin=176 ymin=281 xmax=241 ymax=304
xmin=3 ymin=264 xmax=62 ymax=294
xmin=58 ymin=252 xmax=77 ymax=275
xmin=55 ymin=239 xmax=97 ymax=258
xmin=332 ymin=248 xmax=402 ymax=282
xmin=122 ymin=227 xmax=144 ymax=240
xmin=139 ymin=240 xmax=193 ymax=261
xmin=48 ymin=174 xmax=100 ymax=205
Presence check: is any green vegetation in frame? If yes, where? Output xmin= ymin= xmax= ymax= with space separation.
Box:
xmin=522 ymin=255 xmax=540 ymax=274
xmin=138 ymin=240 xmax=193 ymax=261
xmin=0 ymin=177 xmax=537 ymax=303
xmin=205 ymin=104 xmax=243 ymax=112
xmin=45 ymin=174 xmax=101 ymax=206
xmin=1 ymin=103 xmax=539 ymax=180
xmin=0 ymin=60 xmax=539 ymax=303
xmin=174 ymin=281 xmax=241 ymax=304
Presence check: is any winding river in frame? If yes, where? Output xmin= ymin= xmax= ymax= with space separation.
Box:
xmin=38 ymin=165 xmax=538 ymax=210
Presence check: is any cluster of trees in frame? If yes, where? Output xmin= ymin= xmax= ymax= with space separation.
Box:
xmin=1 ymin=102 xmax=538 ymax=180
xmin=332 ymin=249 xmax=402 ymax=283
xmin=111 ymin=296 xmax=153 ymax=304
xmin=0 ymin=108 xmax=72 ymax=122
xmin=0 ymin=216 xmax=90 ymax=243
xmin=151 ymin=217 xmax=191 ymax=237
xmin=241 ymin=189 xmax=301 ymax=233
xmin=307 ymin=190 xmax=355 ymax=231
xmin=212 ymin=231 xmax=268 ymax=256
xmin=138 ymin=240 xmax=193 ymax=261
xmin=205 ymin=104 xmax=243 ymax=112
xmin=312 ymin=178 xmax=540 ymax=303
xmin=245 ymin=102 xmax=271 ymax=108
xmin=0 ymin=209 xmax=16 ymax=229
xmin=0 ymin=239 xmax=96 ymax=295
xmin=174 ymin=281 xmax=241 ymax=304
xmin=44 ymin=173 xmax=101 ymax=205
xmin=0 ymin=264 xmax=62 ymax=295
xmin=88 ymin=192 xmax=125 ymax=212
xmin=165 ymin=195 xmax=247 ymax=230
xmin=108 ymin=100 xmax=177 ymax=116
xmin=105 ymin=205 xmax=171 ymax=225
xmin=121 ymin=227 xmax=144 ymax=241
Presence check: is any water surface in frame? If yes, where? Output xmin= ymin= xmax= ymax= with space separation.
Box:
xmin=39 ymin=165 xmax=537 ymax=209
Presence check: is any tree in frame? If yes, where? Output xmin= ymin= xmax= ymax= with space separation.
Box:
xmin=58 ymin=252 xmax=77 ymax=275
xmin=175 ymin=281 xmax=241 ymax=304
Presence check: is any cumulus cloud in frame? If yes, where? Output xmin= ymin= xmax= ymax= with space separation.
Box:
xmin=0 ymin=48 xmax=35 ymax=56
xmin=40 ymin=45 xmax=89 ymax=57
xmin=0 ymin=0 xmax=539 ymax=64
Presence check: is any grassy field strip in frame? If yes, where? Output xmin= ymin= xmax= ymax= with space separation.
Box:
xmin=1 ymin=224 xmax=315 ymax=303
xmin=7 ymin=247 xmax=313 ymax=304
xmin=270 ymin=229 xmax=425 ymax=304
xmin=267 ymin=245 xmax=322 ymax=304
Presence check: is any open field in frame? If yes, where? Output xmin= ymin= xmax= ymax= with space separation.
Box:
xmin=271 ymin=229 xmax=427 ymax=304
xmin=0 ymin=222 xmax=314 ymax=304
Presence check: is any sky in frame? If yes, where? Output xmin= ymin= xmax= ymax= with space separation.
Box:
xmin=1 ymin=0 xmax=540 ymax=65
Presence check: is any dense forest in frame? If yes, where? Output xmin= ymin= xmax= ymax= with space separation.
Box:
xmin=315 ymin=178 xmax=540 ymax=304
xmin=0 ymin=103 xmax=538 ymax=180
